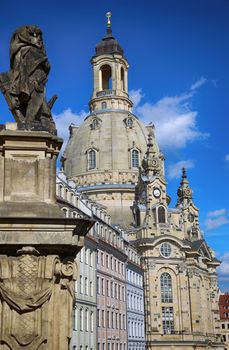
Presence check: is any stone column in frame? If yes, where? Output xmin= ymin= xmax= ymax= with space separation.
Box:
xmin=0 ymin=126 xmax=93 ymax=350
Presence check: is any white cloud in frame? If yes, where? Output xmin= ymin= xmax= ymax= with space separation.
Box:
xmin=205 ymin=208 xmax=228 ymax=231
xmin=129 ymin=89 xmax=143 ymax=107
xmin=225 ymin=154 xmax=229 ymax=162
xmin=190 ymin=77 xmax=207 ymax=91
xmin=53 ymin=108 xmax=87 ymax=160
xmin=167 ymin=159 xmax=195 ymax=179
xmin=205 ymin=216 xmax=229 ymax=231
xmin=207 ymin=209 xmax=227 ymax=217
xmin=131 ymin=78 xmax=209 ymax=149
xmin=54 ymin=108 xmax=87 ymax=144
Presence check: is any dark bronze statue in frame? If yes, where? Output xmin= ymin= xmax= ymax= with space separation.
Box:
xmin=0 ymin=25 xmax=57 ymax=135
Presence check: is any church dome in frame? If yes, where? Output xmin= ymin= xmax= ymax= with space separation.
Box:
xmin=63 ymin=110 xmax=148 ymax=187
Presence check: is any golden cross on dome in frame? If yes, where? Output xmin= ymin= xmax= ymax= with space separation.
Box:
xmin=106 ymin=11 xmax=112 ymax=28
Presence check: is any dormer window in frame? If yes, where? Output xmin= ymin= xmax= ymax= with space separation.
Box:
xmin=124 ymin=117 xmax=133 ymax=128
xmin=131 ymin=149 xmax=139 ymax=168
xmin=87 ymin=149 xmax=97 ymax=170
xmin=90 ymin=117 xmax=101 ymax=130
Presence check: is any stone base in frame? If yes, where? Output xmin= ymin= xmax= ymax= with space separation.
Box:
xmin=0 ymin=128 xmax=63 ymax=218
xmin=0 ymin=217 xmax=94 ymax=350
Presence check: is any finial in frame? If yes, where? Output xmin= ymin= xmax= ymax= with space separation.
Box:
xmin=182 ymin=167 xmax=187 ymax=179
xmin=106 ymin=11 xmax=112 ymax=28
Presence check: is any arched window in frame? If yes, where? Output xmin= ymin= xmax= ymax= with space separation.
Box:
xmin=101 ymin=64 xmax=112 ymax=90
xmin=101 ymin=102 xmax=107 ymax=109
xmin=160 ymin=272 xmax=173 ymax=303
xmin=158 ymin=206 xmax=166 ymax=223
xmin=88 ymin=149 xmax=96 ymax=170
xmin=121 ymin=67 xmax=125 ymax=91
xmin=131 ymin=149 xmax=139 ymax=168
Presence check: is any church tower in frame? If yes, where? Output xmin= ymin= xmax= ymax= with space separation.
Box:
xmin=63 ymin=13 xmax=149 ymax=228
xmin=131 ymin=129 xmax=224 ymax=349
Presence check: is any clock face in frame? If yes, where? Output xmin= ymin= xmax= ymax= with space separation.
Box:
xmin=153 ymin=188 xmax=161 ymax=198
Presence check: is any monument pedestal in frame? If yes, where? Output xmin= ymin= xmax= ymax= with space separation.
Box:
xmin=0 ymin=127 xmax=93 ymax=349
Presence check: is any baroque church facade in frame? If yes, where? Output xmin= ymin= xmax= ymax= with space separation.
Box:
xmin=61 ymin=16 xmax=224 ymax=350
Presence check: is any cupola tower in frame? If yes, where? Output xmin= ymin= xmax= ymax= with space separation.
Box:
xmin=89 ymin=12 xmax=133 ymax=113
xmin=63 ymin=13 xmax=149 ymax=228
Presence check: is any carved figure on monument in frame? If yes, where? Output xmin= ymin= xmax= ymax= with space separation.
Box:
xmin=0 ymin=25 xmax=57 ymax=135
xmin=0 ymin=246 xmax=77 ymax=349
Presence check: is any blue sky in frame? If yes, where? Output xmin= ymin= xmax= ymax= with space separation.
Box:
xmin=0 ymin=0 xmax=229 ymax=290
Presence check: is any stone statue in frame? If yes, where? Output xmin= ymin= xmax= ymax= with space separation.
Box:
xmin=0 ymin=25 xmax=57 ymax=135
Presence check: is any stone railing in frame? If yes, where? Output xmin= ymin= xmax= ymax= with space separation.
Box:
xmin=96 ymin=89 xmax=115 ymax=97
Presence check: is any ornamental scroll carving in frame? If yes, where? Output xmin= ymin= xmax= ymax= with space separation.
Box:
xmin=0 ymin=246 xmax=77 ymax=350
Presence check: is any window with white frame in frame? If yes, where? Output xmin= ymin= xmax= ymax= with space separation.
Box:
xmin=131 ymin=149 xmax=139 ymax=168
xmin=162 ymin=306 xmax=174 ymax=334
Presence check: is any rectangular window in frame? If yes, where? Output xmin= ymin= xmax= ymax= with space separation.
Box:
xmin=90 ymin=312 xmax=94 ymax=332
xmin=106 ymin=254 xmax=109 ymax=267
xmin=80 ymin=275 xmax=83 ymax=294
xmin=123 ymin=314 xmax=126 ymax=330
xmin=122 ymin=286 xmax=125 ymax=301
xmin=90 ymin=281 xmax=93 ymax=297
xmin=107 ymin=280 xmax=110 ymax=296
xmin=115 ymin=283 xmax=117 ymax=299
xmin=85 ymin=248 xmax=89 ymax=264
xmin=116 ymin=312 xmax=118 ymax=329
xmin=101 ymin=278 xmax=105 ymax=295
xmin=107 ymin=310 xmax=110 ymax=328
xmin=80 ymin=308 xmax=83 ymax=331
xmin=97 ymin=309 xmax=100 ymax=327
xmin=97 ymin=276 xmax=100 ymax=294
xmin=90 ymin=251 xmax=93 ymax=266
xmin=162 ymin=307 xmax=174 ymax=334
xmin=85 ymin=277 xmax=88 ymax=295
xmin=101 ymin=252 xmax=104 ymax=266
xmin=102 ymin=310 xmax=105 ymax=327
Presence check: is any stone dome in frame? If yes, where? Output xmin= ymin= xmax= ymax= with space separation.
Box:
xmin=63 ymin=110 xmax=149 ymax=186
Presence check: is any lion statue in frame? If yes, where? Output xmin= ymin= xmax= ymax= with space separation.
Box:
xmin=0 ymin=25 xmax=57 ymax=135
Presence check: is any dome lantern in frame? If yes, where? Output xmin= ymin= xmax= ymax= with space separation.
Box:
xmin=89 ymin=13 xmax=133 ymax=113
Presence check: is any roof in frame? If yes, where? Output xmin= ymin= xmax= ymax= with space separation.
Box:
xmin=95 ymin=28 xmax=124 ymax=56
